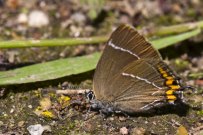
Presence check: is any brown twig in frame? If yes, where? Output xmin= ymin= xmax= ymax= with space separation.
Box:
xmin=56 ymin=89 xmax=90 ymax=95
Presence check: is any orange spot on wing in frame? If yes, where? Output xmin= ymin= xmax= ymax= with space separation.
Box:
xmin=169 ymin=85 xmax=181 ymax=90
xmin=158 ymin=66 xmax=182 ymax=102
xmin=167 ymin=95 xmax=177 ymax=100
xmin=163 ymin=73 xmax=168 ymax=77
xmin=166 ymin=80 xmax=174 ymax=85
xmin=166 ymin=90 xmax=174 ymax=95
xmin=165 ymin=76 xmax=173 ymax=80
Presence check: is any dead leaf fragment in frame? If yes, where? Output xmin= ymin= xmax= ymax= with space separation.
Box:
xmin=176 ymin=125 xmax=188 ymax=135
xmin=40 ymin=97 xmax=52 ymax=110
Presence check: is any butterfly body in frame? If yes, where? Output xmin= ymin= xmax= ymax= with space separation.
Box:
xmin=90 ymin=24 xmax=189 ymax=115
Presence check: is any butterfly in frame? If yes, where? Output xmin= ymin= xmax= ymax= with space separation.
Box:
xmin=87 ymin=24 xmax=192 ymax=115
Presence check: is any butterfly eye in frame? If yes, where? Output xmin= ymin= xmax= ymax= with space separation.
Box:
xmin=86 ymin=91 xmax=95 ymax=101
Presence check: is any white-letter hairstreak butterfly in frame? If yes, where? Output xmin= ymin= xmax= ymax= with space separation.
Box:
xmin=88 ymin=24 xmax=192 ymax=116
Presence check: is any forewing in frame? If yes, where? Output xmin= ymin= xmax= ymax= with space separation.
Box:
xmin=93 ymin=24 xmax=161 ymax=99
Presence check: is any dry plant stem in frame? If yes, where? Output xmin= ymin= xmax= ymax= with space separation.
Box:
xmin=0 ymin=21 xmax=203 ymax=49
xmin=56 ymin=89 xmax=90 ymax=95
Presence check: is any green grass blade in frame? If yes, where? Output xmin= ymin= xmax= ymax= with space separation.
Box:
xmin=151 ymin=28 xmax=201 ymax=49
xmin=0 ymin=53 xmax=101 ymax=85
xmin=0 ymin=36 xmax=108 ymax=49
xmin=189 ymin=72 xmax=203 ymax=79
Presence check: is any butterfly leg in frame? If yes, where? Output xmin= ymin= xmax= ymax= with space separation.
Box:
xmin=99 ymin=109 xmax=113 ymax=120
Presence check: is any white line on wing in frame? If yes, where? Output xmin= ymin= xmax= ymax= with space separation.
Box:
xmin=108 ymin=39 xmax=140 ymax=59
xmin=122 ymin=72 xmax=163 ymax=90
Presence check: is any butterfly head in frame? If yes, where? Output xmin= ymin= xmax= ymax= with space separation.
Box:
xmin=85 ymin=90 xmax=116 ymax=115
xmin=86 ymin=90 xmax=101 ymax=109
xmin=86 ymin=90 xmax=95 ymax=101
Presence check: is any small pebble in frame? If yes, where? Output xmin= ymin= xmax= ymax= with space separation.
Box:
xmin=71 ymin=12 xmax=86 ymax=24
xmin=120 ymin=127 xmax=128 ymax=135
xmin=18 ymin=121 xmax=25 ymax=127
xmin=119 ymin=116 xmax=127 ymax=121
xmin=0 ymin=121 xmax=3 ymax=126
xmin=27 ymin=124 xmax=44 ymax=135
xmin=131 ymin=127 xmax=145 ymax=135
xmin=17 ymin=13 xmax=28 ymax=24
xmin=3 ymin=113 xmax=8 ymax=117
xmin=10 ymin=108 xmax=14 ymax=113
xmin=28 ymin=105 xmax=33 ymax=109
xmin=28 ymin=10 xmax=49 ymax=28
xmin=109 ymin=117 xmax=114 ymax=121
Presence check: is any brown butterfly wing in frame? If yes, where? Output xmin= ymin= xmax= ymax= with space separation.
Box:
xmin=93 ymin=24 xmax=162 ymax=100
xmin=108 ymin=59 xmax=170 ymax=113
